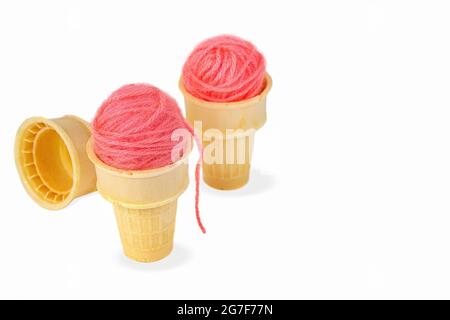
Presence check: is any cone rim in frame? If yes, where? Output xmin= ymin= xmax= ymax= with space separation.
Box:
xmin=14 ymin=116 xmax=83 ymax=210
xmin=179 ymin=72 xmax=272 ymax=110
xmin=86 ymin=138 xmax=192 ymax=179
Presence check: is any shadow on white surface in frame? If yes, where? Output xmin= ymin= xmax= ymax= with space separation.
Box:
xmin=117 ymin=244 xmax=192 ymax=271
xmin=202 ymin=168 xmax=276 ymax=197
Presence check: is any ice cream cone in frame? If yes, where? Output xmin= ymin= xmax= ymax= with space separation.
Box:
xmin=86 ymin=138 xmax=190 ymax=262
xmin=15 ymin=115 xmax=96 ymax=210
xmin=179 ymin=73 xmax=272 ymax=190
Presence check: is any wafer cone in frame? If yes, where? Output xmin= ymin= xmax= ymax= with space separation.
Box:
xmin=179 ymin=73 xmax=272 ymax=190
xmin=86 ymin=138 xmax=189 ymax=262
xmin=15 ymin=115 xmax=96 ymax=210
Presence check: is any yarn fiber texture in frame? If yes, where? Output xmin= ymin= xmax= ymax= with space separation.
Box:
xmin=92 ymin=83 xmax=205 ymax=233
xmin=93 ymin=84 xmax=188 ymax=170
xmin=182 ymin=35 xmax=266 ymax=103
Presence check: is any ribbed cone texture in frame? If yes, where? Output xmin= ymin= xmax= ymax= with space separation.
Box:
xmin=202 ymin=134 xmax=253 ymax=190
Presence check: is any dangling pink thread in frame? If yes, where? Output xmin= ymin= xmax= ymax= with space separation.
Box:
xmin=182 ymin=34 xmax=266 ymax=103
xmin=92 ymin=83 xmax=206 ymax=233
xmin=183 ymin=120 xmax=206 ymax=234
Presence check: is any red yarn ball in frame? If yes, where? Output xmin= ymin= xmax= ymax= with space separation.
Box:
xmin=92 ymin=83 xmax=191 ymax=171
xmin=182 ymin=35 xmax=266 ymax=103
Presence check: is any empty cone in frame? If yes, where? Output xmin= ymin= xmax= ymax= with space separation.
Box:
xmin=15 ymin=115 xmax=96 ymax=210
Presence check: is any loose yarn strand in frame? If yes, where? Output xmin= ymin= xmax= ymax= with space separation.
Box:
xmin=184 ymin=119 xmax=206 ymax=234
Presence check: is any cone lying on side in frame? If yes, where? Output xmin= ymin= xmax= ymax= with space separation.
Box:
xmin=15 ymin=115 xmax=96 ymax=210
xmin=180 ymin=73 xmax=272 ymax=190
xmin=86 ymin=138 xmax=190 ymax=263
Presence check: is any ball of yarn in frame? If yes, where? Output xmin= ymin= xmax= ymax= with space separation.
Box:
xmin=92 ymin=83 xmax=206 ymax=233
xmin=182 ymin=35 xmax=266 ymax=103
xmin=92 ymin=83 xmax=191 ymax=171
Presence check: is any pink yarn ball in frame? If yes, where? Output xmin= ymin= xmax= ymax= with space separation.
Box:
xmin=92 ymin=83 xmax=191 ymax=171
xmin=92 ymin=83 xmax=206 ymax=233
xmin=182 ymin=35 xmax=266 ymax=103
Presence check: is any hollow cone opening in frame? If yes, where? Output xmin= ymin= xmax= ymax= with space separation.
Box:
xmin=15 ymin=118 xmax=79 ymax=209
xmin=34 ymin=127 xmax=74 ymax=194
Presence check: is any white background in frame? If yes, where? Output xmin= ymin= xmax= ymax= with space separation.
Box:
xmin=1 ymin=0 xmax=449 ymax=299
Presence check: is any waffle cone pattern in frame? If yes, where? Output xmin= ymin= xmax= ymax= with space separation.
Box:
xmin=114 ymin=201 xmax=177 ymax=262
xmin=86 ymin=138 xmax=189 ymax=262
